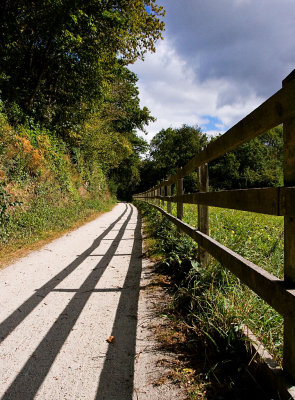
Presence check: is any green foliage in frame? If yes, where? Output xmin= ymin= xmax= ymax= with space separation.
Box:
xmin=135 ymin=125 xmax=284 ymax=369
xmin=99 ymin=66 xmax=155 ymax=136
xmin=209 ymin=126 xmax=283 ymax=190
xmin=109 ymin=132 xmax=149 ymax=200
xmin=135 ymin=200 xmax=284 ymax=365
xmin=149 ymin=125 xmax=207 ymax=172
xmin=134 ymin=200 xmax=199 ymax=280
xmin=140 ymin=124 xmax=283 ymax=193
xmin=0 ymin=0 xmax=165 ymax=134
xmin=138 ymin=125 xmax=208 ymax=192
xmin=0 ymin=180 xmax=21 ymax=242
xmin=78 ymin=66 xmax=151 ymax=200
xmin=6 ymin=186 xmax=114 ymax=246
xmin=0 ymin=109 xmax=114 ymax=250
xmin=0 ymin=1 xmax=164 ymax=204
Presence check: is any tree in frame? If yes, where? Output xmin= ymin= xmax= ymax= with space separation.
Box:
xmin=108 ymin=133 xmax=149 ymax=200
xmin=137 ymin=125 xmax=283 ymax=194
xmin=77 ymin=65 xmax=151 ymax=198
xmin=99 ymin=65 xmax=154 ymax=137
xmin=139 ymin=125 xmax=208 ymax=192
xmin=209 ymin=126 xmax=283 ymax=190
xmin=0 ymin=0 xmax=165 ymax=135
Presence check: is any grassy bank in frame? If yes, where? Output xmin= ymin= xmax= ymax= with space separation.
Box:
xmin=0 ymin=195 xmax=115 ymax=268
xmin=134 ymin=200 xmax=283 ymax=383
xmin=180 ymin=203 xmax=284 ymax=362
xmin=0 ymin=109 xmax=116 ymax=267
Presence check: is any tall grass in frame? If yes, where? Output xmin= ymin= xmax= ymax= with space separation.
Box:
xmin=0 ymin=108 xmax=116 ymax=260
xmin=135 ymin=200 xmax=284 ymax=364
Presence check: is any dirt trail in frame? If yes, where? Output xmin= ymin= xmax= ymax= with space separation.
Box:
xmin=0 ymin=203 xmax=185 ymax=400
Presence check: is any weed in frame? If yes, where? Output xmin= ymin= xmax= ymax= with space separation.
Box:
xmin=134 ymin=200 xmax=283 ymax=398
xmin=0 ymin=109 xmax=115 ymax=263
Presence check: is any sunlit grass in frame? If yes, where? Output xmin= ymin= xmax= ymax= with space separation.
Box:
xmin=137 ymin=200 xmax=284 ymax=364
xmin=183 ymin=204 xmax=284 ymax=277
xmin=0 ymin=197 xmax=116 ymax=269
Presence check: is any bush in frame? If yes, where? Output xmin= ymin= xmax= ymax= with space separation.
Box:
xmin=134 ymin=200 xmax=283 ymax=365
xmin=0 ymin=109 xmax=114 ymax=252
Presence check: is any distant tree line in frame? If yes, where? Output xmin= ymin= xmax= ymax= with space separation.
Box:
xmin=136 ymin=125 xmax=283 ymax=194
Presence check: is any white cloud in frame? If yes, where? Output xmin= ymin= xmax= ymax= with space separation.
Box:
xmin=161 ymin=0 xmax=295 ymax=99
xmin=130 ymin=0 xmax=295 ymax=143
xmin=131 ymin=40 xmax=263 ymax=142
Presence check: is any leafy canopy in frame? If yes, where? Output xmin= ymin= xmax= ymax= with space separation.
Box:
xmin=138 ymin=125 xmax=283 ymax=193
xmin=209 ymin=126 xmax=283 ymax=190
xmin=138 ymin=125 xmax=208 ymax=193
xmin=0 ymin=0 xmax=165 ymax=133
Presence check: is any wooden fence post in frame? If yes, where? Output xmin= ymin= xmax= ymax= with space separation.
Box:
xmin=283 ymin=72 xmax=295 ymax=382
xmin=177 ymin=178 xmax=183 ymax=220
xmin=167 ymin=184 xmax=172 ymax=214
xmin=156 ymin=184 xmax=160 ymax=206
xmin=176 ymin=178 xmax=183 ymax=233
xmin=160 ymin=186 xmax=164 ymax=207
xmin=198 ymin=163 xmax=209 ymax=266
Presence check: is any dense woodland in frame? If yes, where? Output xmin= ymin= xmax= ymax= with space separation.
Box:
xmin=138 ymin=124 xmax=283 ymax=193
xmin=0 ymin=1 xmax=283 ymax=247
xmin=0 ymin=0 xmax=165 ymax=246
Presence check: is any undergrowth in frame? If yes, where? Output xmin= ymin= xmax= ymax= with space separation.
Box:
xmin=0 ymin=108 xmax=115 ymax=262
xmin=134 ymin=200 xmax=283 ymax=398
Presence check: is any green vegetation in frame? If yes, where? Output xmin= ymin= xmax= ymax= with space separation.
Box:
xmin=134 ymin=123 xmax=285 ymax=397
xmin=134 ymin=123 xmax=284 ymax=376
xmin=0 ymin=1 xmax=286 ymax=387
xmin=0 ymin=109 xmax=115 ymax=260
xmin=209 ymin=126 xmax=283 ymax=190
xmin=0 ymin=1 xmax=166 ymax=259
xmin=135 ymin=200 xmax=283 ymax=366
xmin=137 ymin=125 xmax=283 ymax=193
xmin=138 ymin=125 xmax=207 ymax=193
xmin=0 ymin=1 xmax=164 ymax=135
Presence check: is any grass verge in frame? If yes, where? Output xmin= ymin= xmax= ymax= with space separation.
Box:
xmin=0 ymin=196 xmax=116 ymax=269
xmin=134 ymin=200 xmax=283 ymax=399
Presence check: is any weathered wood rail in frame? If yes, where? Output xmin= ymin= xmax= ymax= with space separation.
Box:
xmin=134 ymin=70 xmax=295 ymax=386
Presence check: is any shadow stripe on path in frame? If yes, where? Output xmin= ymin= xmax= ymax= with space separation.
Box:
xmin=95 ymin=206 xmax=142 ymax=400
xmin=0 ymin=204 xmax=128 ymax=344
xmin=2 ymin=204 xmax=133 ymax=400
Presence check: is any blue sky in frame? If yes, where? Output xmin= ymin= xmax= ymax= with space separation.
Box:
xmin=202 ymin=116 xmax=224 ymax=133
xmin=130 ymin=0 xmax=295 ymax=141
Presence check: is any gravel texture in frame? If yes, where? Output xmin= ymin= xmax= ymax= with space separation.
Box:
xmin=0 ymin=203 xmax=185 ymax=400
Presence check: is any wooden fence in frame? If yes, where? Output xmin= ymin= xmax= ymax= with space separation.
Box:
xmin=134 ymin=70 xmax=295 ymax=384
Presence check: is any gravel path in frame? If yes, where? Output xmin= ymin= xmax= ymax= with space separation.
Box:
xmin=0 ymin=203 xmax=185 ymax=400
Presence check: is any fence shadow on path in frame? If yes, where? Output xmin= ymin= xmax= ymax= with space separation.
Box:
xmin=1 ymin=204 xmax=134 ymax=400
xmin=0 ymin=204 xmax=128 ymax=345
xmin=95 ymin=208 xmax=143 ymax=400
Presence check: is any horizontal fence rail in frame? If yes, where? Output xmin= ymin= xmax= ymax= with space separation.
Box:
xmin=148 ymin=73 xmax=295 ymax=190
xmin=146 ymin=203 xmax=295 ymax=318
xmin=134 ymin=70 xmax=295 ymax=385
xmin=150 ymin=187 xmax=295 ymax=216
